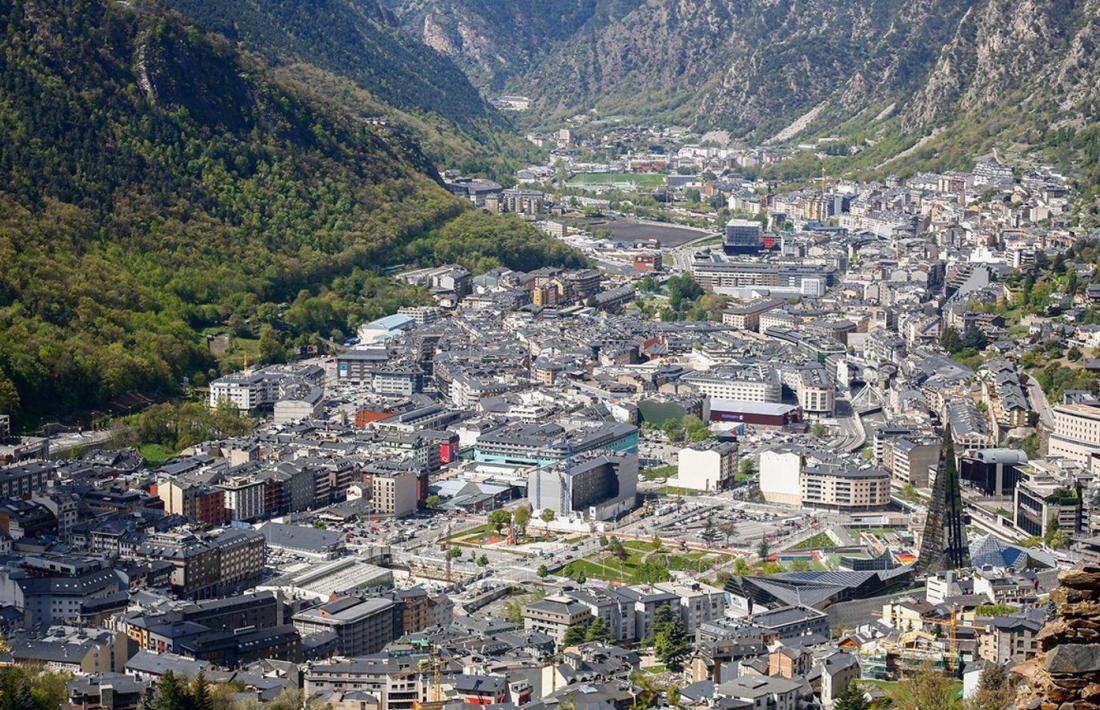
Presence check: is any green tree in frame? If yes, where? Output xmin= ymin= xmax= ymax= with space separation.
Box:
xmin=941 ymin=326 xmax=964 ymax=354
xmin=537 ymin=564 xmax=549 ymax=578
xmin=833 ymin=681 xmax=869 ymax=710
xmin=258 ymin=326 xmax=287 ymax=364
xmin=652 ymin=604 xmax=690 ymax=671
xmin=148 ymin=671 xmax=189 ymax=710
xmin=584 ymin=617 xmax=611 ymax=643
xmin=425 ymin=495 xmax=440 ymax=510
xmin=540 ymin=508 xmax=556 ymax=529
xmin=446 ymin=546 xmax=462 ymax=560
xmin=732 ymin=557 xmax=752 ymax=575
xmin=190 ymin=673 xmax=213 ymax=710
xmin=562 ymin=621 xmax=590 ymax=646
xmin=513 ymin=505 xmax=531 ymax=536
xmin=886 ymin=665 xmax=961 ymax=710
xmin=756 ymin=538 xmax=771 ymax=562
xmin=634 ymin=560 xmax=670 ymax=584
xmin=488 ymin=509 xmax=512 ymax=535
xmin=966 ymin=663 xmax=1014 ymax=710
xmin=477 ymin=554 xmax=489 ymax=567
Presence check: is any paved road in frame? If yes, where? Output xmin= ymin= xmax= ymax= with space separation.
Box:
xmin=1027 ymin=378 xmax=1055 ymax=430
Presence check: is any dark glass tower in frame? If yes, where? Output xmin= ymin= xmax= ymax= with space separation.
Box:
xmin=917 ymin=425 xmax=970 ymax=572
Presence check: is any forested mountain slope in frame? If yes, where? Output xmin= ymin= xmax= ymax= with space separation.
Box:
xmin=0 ymin=0 xmax=581 ymax=425
xmin=162 ymin=0 xmax=542 ymax=179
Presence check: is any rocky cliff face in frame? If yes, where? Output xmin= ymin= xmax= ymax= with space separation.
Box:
xmin=1017 ymin=563 xmax=1100 ymax=708
xmin=388 ymin=0 xmax=1100 ymax=147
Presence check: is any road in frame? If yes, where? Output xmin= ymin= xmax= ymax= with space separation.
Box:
xmin=1027 ymin=377 xmax=1055 ymax=430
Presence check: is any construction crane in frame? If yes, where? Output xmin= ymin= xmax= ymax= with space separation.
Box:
xmin=442 ymin=522 xmax=453 ymax=584
xmin=946 ymin=603 xmax=960 ymax=676
xmin=394 ymin=642 xmax=446 ymax=710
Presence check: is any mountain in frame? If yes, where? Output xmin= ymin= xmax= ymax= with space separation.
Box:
xmin=387 ymin=0 xmax=644 ymax=91
xmin=391 ymin=0 xmax=1100 ymax=211
xmin=0 ymin=0 xmax=581 ymax=424
xmin=160 ymin=0 xmax=544 ymax=178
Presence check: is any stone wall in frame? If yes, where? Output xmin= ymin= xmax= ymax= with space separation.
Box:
xmin=1016 ymin=563 xmax=1100 ymax=708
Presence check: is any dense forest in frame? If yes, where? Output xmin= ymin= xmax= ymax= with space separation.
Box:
xmin=0 ymin=0 xmax=581 ymax=427
xmin=162 ymin=0 xmax=541 ymax=180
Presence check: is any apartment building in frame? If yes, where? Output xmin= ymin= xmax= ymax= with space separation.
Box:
xmin=801 ymin=465 xmax=891 ymax=511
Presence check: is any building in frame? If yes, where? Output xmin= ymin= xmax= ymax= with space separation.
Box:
xmin=692 ymin=256 xmax=835 ymax=297
xmin=797 ymin=367 xmax=835 ymax=417
xmin=883 ymin=437 xmax=940 ymax=489
xmin=709 ymin=400 xmax=802 ymax=428
xmin=474 ymin=422 xmax=639 ymax=467
xmin=1014 ymin=464 xmax=1082 ymax=538
xmin=218 ymin=477 xmax=266 ymax=522
xmin=357 ymin=315 xmax=416 ymax=345
xmin=522 ymin=595 xmax=593 ymax=645
xmin=444 ymin=177 xmax=503 ymax=207
xmin=370 ymin=471 xmax=419 ymax=518
xmin=293 ymin=596 xmax=403 ymax=657
xmin=674 ymin=441 xmax=737 ymax=492
xmin=156 ymin=480 xmax=226 ymax=526
xmin=682 ymin=366 xmax=782 ymax=403
xmin=717 ymin=675 xmax=800 ymax=710
xmin=0 ymin=461 xmax=55 ymax=498
xmin=758 ymin=448 xmax=804 ymax=506
xmin=335 ymin=349 xmax=390 ymax=384
xmin=633 ymin=252 xmax=662 ymax=271
xmin=141 ymin=529 xmax=266 ymax=600
xmin=801 ymin=465 xmax=891 ymax=511
xmin=654 ymin=581 xmax=728 ymax=633
xmin=722 ymin=299 xmax=784 ymax=331
xmin=723 ymin=219 xmax=764 ymax=254
xmin=978 ymin=612 xmax=1043 ymax=665
xmin=304 ymin=657 xmax=425 ymax=710
xmin=1049 ymin=403 xmax=1100 ymax=464
xmin=528 ymin=453 xmax=639 ymax=522
xmin=960 ymin=448 xmax=1027 ymax=497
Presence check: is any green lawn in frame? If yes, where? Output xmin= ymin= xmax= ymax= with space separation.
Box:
xmin=139 ymin=443 xmax=176 ymax=467
xmin=560 ymin=540 xmax=731 ymax=583
xmin=641 ymin=465 xmax=676 ymax=481
xmin=657 ymin=485 xmax=701 ymax=496
xmin=791 ymin=532 xmax=837 ymax=551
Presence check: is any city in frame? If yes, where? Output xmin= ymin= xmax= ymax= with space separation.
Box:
xmin=1 ymin=1 xmax=1100 ymax=709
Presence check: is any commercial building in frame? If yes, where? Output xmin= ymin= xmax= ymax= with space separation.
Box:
xmin=474 ymin=422 xmax=639 ymax=467
xmin=723 ymin=218 xmax=763 ymax=254
xmin=691 ymin=255 xmax=835 ymax=297
xmin=709 ymin=400 xmax=802 ymax=428
xmin=293 ymin=596 xmax=403 ymax=657
xmin=682 ymin=366 xmax=782 ymax=403
xmin=1049 ymin=403 xmax=1100 ymax=464
xmin=527 ymin=453 xmax=639 ymax=522
xmin=960 ymin=448 xmax=1027 ymax=497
